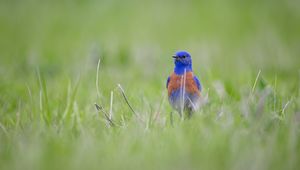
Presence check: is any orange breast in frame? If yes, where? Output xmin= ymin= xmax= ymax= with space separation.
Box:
xmin=167 ymin=72 xmax=200 ymax=96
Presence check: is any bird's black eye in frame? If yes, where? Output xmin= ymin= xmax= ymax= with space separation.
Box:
xmin=182 ymin=55 xmax=186 ymax=58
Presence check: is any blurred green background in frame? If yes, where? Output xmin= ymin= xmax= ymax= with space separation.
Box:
xmin=0 ymin=0 xmax=300 ymax=170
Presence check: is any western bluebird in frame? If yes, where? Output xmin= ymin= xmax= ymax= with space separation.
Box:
xmin=166 ymin=51 xmax=202 ymax=118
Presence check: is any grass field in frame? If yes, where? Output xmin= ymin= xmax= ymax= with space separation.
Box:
xmin=0 ymin=0 xmax=300 ymax=169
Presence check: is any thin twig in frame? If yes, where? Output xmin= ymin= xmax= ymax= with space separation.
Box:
xmin=281 ymin=100 xmax=291 ymax=117
xmin=95 ymin=103 xmax=114 ymax=127
xmin=117 ymin=84 xmax=137 ymax=116
xmin=187 ymin=97 xmax=196 ymax=111
xmin=117 ymin=84 xmax=145 ymax=123
xmin=252 ymin=69 xmax=261 ymax=93
xmin=180 ymin=69 xmax=187 ymax=120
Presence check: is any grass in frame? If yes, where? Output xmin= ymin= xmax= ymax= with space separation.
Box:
xmin=0 ymin=0 xmax=300 ymax=170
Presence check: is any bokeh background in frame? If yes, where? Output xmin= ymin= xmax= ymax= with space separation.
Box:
xmin=0 ymin=0 xmax=300 ymax=170
xmin=1 ymin=0 xmax=299 ymax=97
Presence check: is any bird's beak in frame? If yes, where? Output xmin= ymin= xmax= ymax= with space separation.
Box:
xmin=172 ymin=55 xmax=179 ymax=59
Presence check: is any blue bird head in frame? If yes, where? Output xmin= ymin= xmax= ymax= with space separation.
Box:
xmin=173 ymin=51 xmax=193 ymax=75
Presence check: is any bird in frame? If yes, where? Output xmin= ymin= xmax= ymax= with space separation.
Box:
xmin=166 ymin=51 xmax=202 ymax=118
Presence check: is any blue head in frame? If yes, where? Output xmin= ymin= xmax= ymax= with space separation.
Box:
xmin=173 ymin=51 xmax=193 ymax=75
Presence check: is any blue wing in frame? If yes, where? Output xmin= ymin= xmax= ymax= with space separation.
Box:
xmin=194 ymin=76 xmax=202 ymax=91
xmin=166 ymin=76 xmax=170 ymax=88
